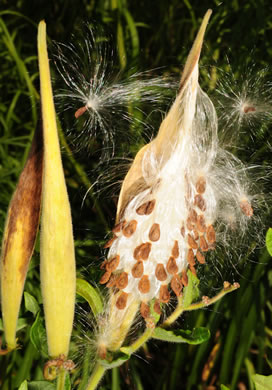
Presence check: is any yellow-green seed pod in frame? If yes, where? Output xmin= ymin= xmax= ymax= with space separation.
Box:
xmin=38 ymin=20 xmax=76 ymax=358
xmin=0 ymin=121 xmax=43 ymax=351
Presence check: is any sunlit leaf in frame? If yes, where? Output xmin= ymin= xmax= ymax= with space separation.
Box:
xmin=24 ymin=292 xmax=40 ymax=316
xmin=152 ymin=327 xmax=210 ymax=344
xmin=76 ymin=278 xmax=103 ymax=316
xmin=252 ymin=374 xmax=272 ymax=390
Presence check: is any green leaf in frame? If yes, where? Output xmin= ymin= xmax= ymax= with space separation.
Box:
xmin=221 ymin=385 xmax=230 ymax=390
xmin=266 ymin=228 xmax=272 ymax=256
xmin=18 ymin=380 xmax=28 ymax=390
xmin=30 ymin=312 xmax=48 ymax=357
xmin=252 ymin=374 xmax=272 ymax=390
xmin=28 ymin=381 xmax=55 ymax=390
xmin=182 ymin=270 xmax=200 ymax=308
xmin=76 ymin=278 xmax=103 ymax=316
xmin=24 ymin=292 xmax=40 ymax=316
xmin=98 ymin=351 xmax=130 ymax=369
xmin=152 ymin=327 xmax=210 ymax=345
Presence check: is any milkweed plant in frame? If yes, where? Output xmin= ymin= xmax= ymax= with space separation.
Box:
xmin=0 ymin=9 xmax=272 ymax=390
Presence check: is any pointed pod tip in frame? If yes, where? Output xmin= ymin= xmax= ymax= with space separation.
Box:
xmin=179 ymin=9 xmax=212 ymax=91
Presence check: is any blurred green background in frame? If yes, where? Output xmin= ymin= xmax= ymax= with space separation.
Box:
xmin=1 ymin=1 xmax=272 ymax=389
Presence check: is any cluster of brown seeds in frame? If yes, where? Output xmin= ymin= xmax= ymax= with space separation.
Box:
xmin=100 ymin=176 xmax=219 ymax=318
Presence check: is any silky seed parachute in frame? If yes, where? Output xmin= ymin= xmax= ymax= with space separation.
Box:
xmin=53 ymin=25 xmax=177 ymax=157
xmin=95 ymin=10 xmax=266 ymax=355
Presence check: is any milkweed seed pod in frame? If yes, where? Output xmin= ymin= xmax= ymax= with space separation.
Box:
xmin=97 ymin=10 xmax=256 ymax=353
xmin=0 ymin=122 xmax=43 ymax=351
xmin=38 ymin=21 xmax=76 ymax=358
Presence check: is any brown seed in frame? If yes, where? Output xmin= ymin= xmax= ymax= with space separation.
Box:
xmin=193 ymin=229 xmax=199 ymax=241
xmin=194 ymin=194 xmax=206 ymax=211
xmin=206 ymin=225 xmax=216 ymax=244
xmin=122 ymin=220 xmax=137 ymax=237
xmin=100 ymin=260 xmax=107 ymax=270
xmin=149 ymin=223 xmax=160 ymax=242
xmin=154 ymin=300 xmax=161 ymax=315
xmin=186 ymin=217 xmax=194 ymax=231
xmin=187 ymin=249 xmax=196 ymax=266
xmin=189 ymin=208 xmax=198 ymax=223
xmin=106 ymin=255 xmax=120 ymax=272
xmin=196 ymin=250 xmax=205 ymax=264
xmin=136 ymin=199 xmax=156 ymax=215
xmin=116 ymin=292 xmax=128 ymax=309
xmin=116 ymin=272 xmax=128 ymax=289
xmin=166 ymin=256 xmax=178 ymax=275
xmin=171 ymin=240 xmax=179 ymax=258
xmin=159 ymin=285 xmax=170 ymax=303
xmin=138 ymin=275 xmax=150 ymax=294
xmin=106 ymin=274 xmax=118 ymax=288
xmin=104 ymin=235 xmax=117 ymax=249
xmin=187 ymin=233 xmax=198 ymax=249
xmin=155 ymin=263 xmax=167 ymax=281
xmin=240 ymin=199 xmax=253 ymax=217
xmin=181 ymin=225 xmax=185 ymax=237
xmin=112 ymin=221 xmax=125 ymax=233
xmin=133 ymin=242 xmax=152 ymax=261
xmin=196 ymin=214 xmax=206 ymax=233
xmin=100 ymin=271 xmax=111 ymax=284
xmin=199 ymin=236 xmax=209 ymax=252
xmin=171 ymin=275 xmax=183 ymax=297
xmin=181 ymin=270 xmax=188 ymax=286
xmin=196 ymin=176 xmax=206 ymax=194
xmin=140 ymin=302 xmax=150 ymax=318
xmin=131 ymin=261 xmax=144 ymax=278
xmin=189 ymin=264 xmax=197 ymax=276
xmin=243 ymin=105 xmax=256 ymax=113
xmin=75 ymin=105 xmax=87 ymax=118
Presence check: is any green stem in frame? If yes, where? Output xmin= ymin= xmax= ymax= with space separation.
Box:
xmin=120 ymin=326 xmax=154 ymax=356
xmin=86 ymin=363 xmax=107 ymax=390
xmin=56 ymin=368 xmax=67 ymax=390
xmin=163 ymin=283 xmax=240 ymax=328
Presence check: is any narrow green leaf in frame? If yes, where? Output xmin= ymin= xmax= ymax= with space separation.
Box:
xmin=117 ymin=20 xmax=127 ymax=69
xmin=76 ymin=278 xmax=103 ymax=316
xmin=28 ymin=381 xmax=55 ymax=390
xmin=24 ymin=292 xmax=40 ymax=316
xmin=18 ymin=380 xmax=28 ymax=390
xmin=265 ymin=228 xmax=272 ymax=256
xmin=98 ymin=351 xmax=130 ymax=369
xmin=29 ymin=312 xmax=48 ymax=357
xmin=221 ymin=385 xmax=230 ymax=390
xmin=252 ymin=374 xmax=272 ymax=390
xmin=152 ymin=327 xmax=210 ymax=345
xmin=123 ymin=9 xmax=139 ymax=57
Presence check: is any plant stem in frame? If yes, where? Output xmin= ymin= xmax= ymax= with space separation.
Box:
xmin=56 ymin=368 xmax=67 ymax=390
xmin=120 ymin=326 xmax=154 ymax=356
xmin=163 ymin=283 xmax=240 ymax=328
xmin=85 ymin=363 xmax=107 ymax=390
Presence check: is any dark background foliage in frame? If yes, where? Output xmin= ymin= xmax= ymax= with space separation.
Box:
xmin=1 ymin=1 xmax=272 ymax=389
